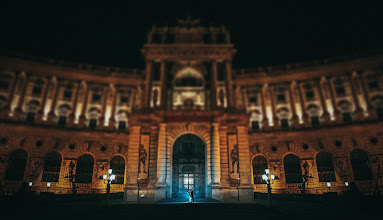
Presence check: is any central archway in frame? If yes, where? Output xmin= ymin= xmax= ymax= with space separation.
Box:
xmin=172 ymin=134 xmax=206 ymax=199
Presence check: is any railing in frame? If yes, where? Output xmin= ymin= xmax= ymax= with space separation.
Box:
xmin=3 ymin=180 xmax=23 ymax=192
xmin=286 ymin=183 xmax=302 ymax=188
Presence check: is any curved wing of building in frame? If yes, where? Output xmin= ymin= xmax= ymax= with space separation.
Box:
xmin=0 ymin=19 xmax=382 ymax=202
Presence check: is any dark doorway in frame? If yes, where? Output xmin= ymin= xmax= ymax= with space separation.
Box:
xmin=172 ymin=134 xmax=206 ymax=199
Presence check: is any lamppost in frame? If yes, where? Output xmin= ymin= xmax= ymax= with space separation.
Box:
xmin=137 ymin=177 xmax=140 ymax=203
xmin=103 ymin=169 xmax=116 ymax=207
xmin=327 ymin=182 xmax=331 ymax=192
xmin=262 ymin=169 xmax=275 ymax=206
xmin=237 ymin=176 xmax=240 ymax=202
xmin=345 ymin=181 xmax=349 ymax=191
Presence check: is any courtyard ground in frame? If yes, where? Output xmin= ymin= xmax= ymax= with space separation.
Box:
xmin=1 ymin=195 xmax=382 ymax=220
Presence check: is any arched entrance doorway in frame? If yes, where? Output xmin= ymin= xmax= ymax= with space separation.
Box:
xmin=172 ymin=134 xmax=206 ymax=199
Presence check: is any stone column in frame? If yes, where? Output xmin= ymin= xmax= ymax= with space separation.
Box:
xmin=124 ymin=126 xmax=141 ymax=203
xmin=236 ymin=126 xmax=254 ymax=202
xmin=269 ymin=85 xmax=279 ymax=129
xmin=327 ymin=77 xmax=342 ymax=122
xmin=261 ymin=84 xmax=269 ymax=130
xmin=155 ymin=123 xmax=167 ymax=201
xmin=226 ymin=61 xmax=234 ymax=108
xmin=297 ymin=81 xmax=310 ymax=126
xmin=108 ymin=85 xmax=118 ymax=129
xmin=241 ymin=87 xmax=248 ymax=111
xmin=317 ymin=77 xmax=331 ymax=123
xmin=359 ymin=73 xmax=377 ymax=119
xmin=1 ymin=73 xmax=19 ymax=117
xmin=211 ymin=61 xmax=218 ymax=110
xmin=349 ymin=73 xmax=364 ymax=120
xmin=160 ymin=61 xmax=166 ymax=109
xmin=288 ymin=81 xmax=299 ymax=127
xmin=144 ymin=61 xmax=152 ymax=108
xmin=67 ymin=82 xmax=80 ymax=127
xmin=98 ymin=85 xmax=109 ymax=128
xmin=47 ymin=78 xmax=60 ymax=123
xmin=13 ymin=73 xmax=29 ymax=119
xmin=211 ymin=123 xmax=223 ymax=200
xmin=35 ymin=77 xmax=50 ymax=123
xmin=78 ymin=83 xmax=90 ymax=127
xmin=130 ymin=87 xmax=136 ymax=112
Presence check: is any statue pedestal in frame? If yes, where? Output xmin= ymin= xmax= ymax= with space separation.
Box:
xmin=123 ymin=185 xmax=139 ymax=203
xmin=211 ymin=183 xmax=223 ymax=201
xmin=154 ymin=183 xmax=168 ymax=201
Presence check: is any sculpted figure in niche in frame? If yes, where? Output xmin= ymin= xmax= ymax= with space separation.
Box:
xmin=138 ymin=144 xmax=147 ymax=173
xmin=231 ymin=144 xmax=239 ymax=173
xmin=31 ymin=160 xmax=42 ymax=177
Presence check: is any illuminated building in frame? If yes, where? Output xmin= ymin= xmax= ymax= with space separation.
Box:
xmin=0 ymin=18 xmax=383 ymax=202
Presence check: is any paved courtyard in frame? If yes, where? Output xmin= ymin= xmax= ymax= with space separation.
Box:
xmin=1 ymin=195 xmax=382 ymax=220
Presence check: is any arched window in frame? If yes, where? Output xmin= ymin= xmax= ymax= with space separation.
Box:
xmin=316 ymin=152 xmax=336 ymax=182
xmin=110 ymin=156 xmax=125 ymax=184
xmin=5 ymin=149 xmax=28 ymax=181
xmin=252 ymin=156 xmax=268 ymax=184
xmin=42 ymin=152 xmax=62 ymax=182
xmin=284 ymin=154 xmax=302 ymax=183
xmin=350 ymin=149 xmax=373 ymax=180
xmin=75 ymin=154 xmax=94 ymax=183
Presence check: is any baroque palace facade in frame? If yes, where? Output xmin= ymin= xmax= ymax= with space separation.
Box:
xmin=0 ymin=19 xmax=383 ymax=202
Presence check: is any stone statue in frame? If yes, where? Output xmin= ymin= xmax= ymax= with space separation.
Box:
xmin=230 ymin=144 xmax=239 ymax=173
xmin=138 ymin=144 xmax=147 ymax=174
xmin=31 ymin=159 xmax=42 ymax=177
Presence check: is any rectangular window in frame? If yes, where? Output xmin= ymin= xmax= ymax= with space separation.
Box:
xmin=249 ymin=96 xmax=258 ymax=105
xmin=336 ymin=87 xmax=346 ymax=97
xmin=342 ymin=113 xmax=352 ymax=123
xmin=119 ymin=96 xmax=129 ymax=105
xmin=311 ymin=116 xmax=320 ymax=127
xmin=63 ymin=90 xmax=72 ymax=101
xmin=118 ymin=121 xmax=126 ymax=130
xmin=251 ymin=121 xmax=259 ymax=131
xmin=0 ymin=80 xmax=9 ymax=91
xmin=305 ymin=91 xmax=315 ymax=101
xmin=377 ymin=108 xmax=383 ymax=120
xmin=217 ymin=62 xmax=225 ymax=81
xmin=92 ymin=93 xmax=101 ymax=103
xmin=281 ymin=119 xmax=289 ymax=129
xmin=58 ymin=116 xmax=67 ymax=127
xmin=277 ymin=94 xmax=286 ymax=103
xmin=89 ymin=119 xmax=97 ymax=129
xmin=368 ymin=81 xmax=379 ymax=90
xmin=26 ymin=112 xmax=35 ymax=122
xmin=32 ymin=86 xmax=42 ymax=97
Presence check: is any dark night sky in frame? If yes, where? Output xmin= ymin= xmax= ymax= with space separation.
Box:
xmin=0 ymin=1 xmax=382 ymax=69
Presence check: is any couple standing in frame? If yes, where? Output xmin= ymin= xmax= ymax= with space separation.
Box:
xmin=186 ymin=189 xmax=194 ymax=203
